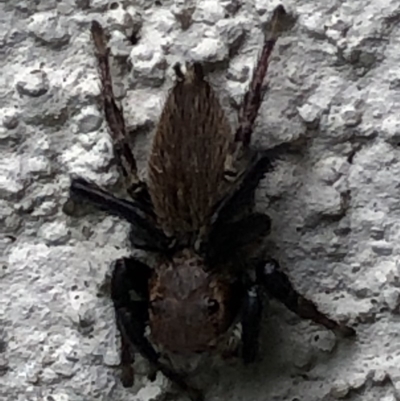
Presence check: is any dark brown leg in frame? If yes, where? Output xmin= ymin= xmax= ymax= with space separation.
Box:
xmin=207 ymin=212 xmax=271 ymax=267
xmin=111 ymin=258 xmax=203 ymax=401
xmin=111 ymin=258 xmax=151 ymax=386
xmin=69 ymin=177 xmax=170 ymax=252
xmin=90 ymin=21 xmax=146 ymax=199
xmin=234 ymin=5 xmax=286 ymax=147
xmin=241 ymin=284 xmax=264 ymax=364
xmin=119 ymin=328 xmax=135 ymax=387
xmin=257 ymin=259 xmax=356 ymax=337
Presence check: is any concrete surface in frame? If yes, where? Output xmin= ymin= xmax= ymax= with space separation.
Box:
xmin=1 ymin=0 xmax=400 ymax=400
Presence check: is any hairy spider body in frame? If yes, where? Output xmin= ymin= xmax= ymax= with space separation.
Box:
xmin=149 ymin=248 xmax=241 ymax=353
xmin=148 ymin=63 xmax=232 ymax=241
xmin=67 ymin=6 xmax=355 ymax=401
xmin=146 ymin=63 xmax=251 ymax=355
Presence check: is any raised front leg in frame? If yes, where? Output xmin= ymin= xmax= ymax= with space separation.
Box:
xmin=257 ymin=259 xmax=356 ymax=337
xmin=111 ymin=258 xmax=203 ymax=401
xmin=90 ymin=21 xmax=149 ymax=203
xmin=234 ymin=5 xmax=287 ymax=147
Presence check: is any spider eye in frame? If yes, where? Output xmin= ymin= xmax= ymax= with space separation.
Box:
xmin=207 ymin=299 xmax=219 ymax=314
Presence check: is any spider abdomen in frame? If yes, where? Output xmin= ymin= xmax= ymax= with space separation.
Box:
xmin=148 ymin=64 xmax=232 ymax=240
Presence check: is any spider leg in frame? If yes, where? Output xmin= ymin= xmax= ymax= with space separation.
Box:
xmin=257 ymin=259 xmax=356 ymax=337
xmin=90 ymin=20 xmax=147 ymax=199
xmin=111 ymin=258 xmax=204 ymax=401
xmin=69 ymin=177 xmax=170 ymax=252
xmin=241 ymin=283 xmax=264 ymax=364
xmin=207 ymin=212 xmax=271 ymax=267
xmin=111 ymin=258 xmax=151 ymax=386
xmin=234 ymin=5 xmax=286 ymax=147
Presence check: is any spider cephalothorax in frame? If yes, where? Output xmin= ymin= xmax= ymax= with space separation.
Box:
xmin=149 ymin=248 xmax=242 ymax=353
xmin=67 ymin=6 xmax=355 ymax=401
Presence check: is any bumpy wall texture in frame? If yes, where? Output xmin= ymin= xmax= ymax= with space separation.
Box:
xmin=1 ymin=0 xmax=400 ymax=400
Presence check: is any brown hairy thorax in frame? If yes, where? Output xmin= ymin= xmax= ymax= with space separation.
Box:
xmin=149 ymin=249 xmax=241 ymax=354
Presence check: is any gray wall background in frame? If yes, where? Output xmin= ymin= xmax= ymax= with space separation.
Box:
xmin=1 ymin=0 xmax=399 ymax=400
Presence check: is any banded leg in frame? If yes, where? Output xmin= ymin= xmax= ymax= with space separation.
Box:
xmin=257 ymin=259 xmax=356 ymax=337
xmin=234 ymin=5 xmax=286 ymax=147
xmin=111 ymin=258 xmax=203 ymax=401
xmin=90 ymin=21 xmax=147 ymax=200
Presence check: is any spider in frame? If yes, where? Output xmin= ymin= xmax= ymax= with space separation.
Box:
xmin=68 ymin=5 xmax=355 ymax=401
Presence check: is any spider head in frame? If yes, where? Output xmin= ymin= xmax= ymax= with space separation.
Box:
xmin=149 ymin=249 xmax=241 ymax=353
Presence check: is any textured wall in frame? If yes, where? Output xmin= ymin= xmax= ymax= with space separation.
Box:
xmin=1 ymin=0 xmax=400 ymax=400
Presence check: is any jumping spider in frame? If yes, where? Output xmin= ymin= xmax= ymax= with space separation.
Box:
xmin=68 ymin=5 xmax=355 ymax=401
